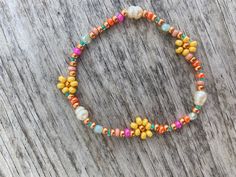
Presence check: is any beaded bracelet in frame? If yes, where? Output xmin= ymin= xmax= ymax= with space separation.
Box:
xmin=57 ymin=6 xmax=207 ymax=140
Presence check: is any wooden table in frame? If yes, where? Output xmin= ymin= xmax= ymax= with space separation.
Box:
xmin=0 ymin=0 xmax=235 ymax=176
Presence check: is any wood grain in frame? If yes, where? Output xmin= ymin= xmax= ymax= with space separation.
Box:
xmin=0 ymin=0 xmax=236 ymax=176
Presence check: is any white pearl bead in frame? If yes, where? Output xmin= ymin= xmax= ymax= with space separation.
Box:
xmin=188 ymin=112 xmax=197 ymax=120
xmin=75 ymin=106 xmax=89 ymax=121
xmin=127 ymin=6 xmax=143 ymax=20
xmin=194 ymin=91 xmax=207 ymax=106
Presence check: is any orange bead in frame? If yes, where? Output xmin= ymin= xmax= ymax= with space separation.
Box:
xmin=69 ymin=71 xmax=76 ymax=77
xmin=158 ymin=125 xmax=165 ymax=134
xmin=184 ymin=116 xmax=190 ymax=123
xmin=91 ymin=28 xmax=99 ymax=36
xmin=169 ymin=26 xmax=175 ymax=34
xmin=197 ymin=85 xmax=205 ymax=90
xmin=70 ymin=53 xmax=78 ymax=58
xmin=194 ymin=65 xmax=202 ymax=71
xmin=196 ymin=73 xmax=205 ymax=79
xmin=177 ymin=31 xmax=183 ymax=39
xmin=120 ymin=130 xmax=125 ymax=137
xmin=189 ymin=57 xmax=197 ymax=64
xmin=192 ymin=60 xmax=201 ymax=67
xmin=107 ymin=18 xmax=114 ymax=26
xmin=89 ymin=32 xmax=96 ymax=39
xmin=112 ymin=16 xmax=118 ymax=23
xmin=147 ymin=11 xmax=154 ymax=20
xmin=76 ymin=44 xmax=84 ymax=50
xmin=72 ymin=102 xmax=79 ymax=108
xmin=102 ymin=128 xmax=108 ymax=135
xmin=179 ymin=118 xmax=185 ymax=125
xmin=192 ymin=107 xmax=200 ymax=114
xmin=97 ymin=26 xmax=103 ymax=33
xmin=104 ymin=21 xmax=110 ymax=29
xmin=69 ymin=61 xmax=77 ymax=67
xmin=171 ymin=123 xmax=177 ymax=131
xmin=157 ymin=19 xmax=165 ymax=26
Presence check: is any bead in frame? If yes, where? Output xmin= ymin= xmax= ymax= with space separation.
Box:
xmin=73 ymin=48 xmax=81 ymax=55
xmin=185 ymin=53 xmax=193 ymax=61
xmin=120 ymin=130 xmax=125 ymax=137
xmin=62 ymin=87 xmax=69 ymax=93
xmin=81 ymin=34 xmax=92 ymax=44
xmin=189 ymin=47 xmax=197 ymax=53
xmin=192 ymin=107 xmax=200 ymax=114
xmin=69 ymin=71 xmax=76 ymax=77
xmin=145 ymin=122 xmax=152 ymax=130
xmin=90 ymin=122 xmax=96 ymax=129
xmin=179 ymin=118 xmax=185 ymax=125
xmin=175 ymin=40 xmax=183 ymax=46
xmin=183 ymin=36 xmax=190 ymax=43
xmin=182 ymin=49 xmax=190 ymax=56
xmin=69 ymin=87 xmax=76 ymax=94
xmin=190 ymin=41 xmax=198 ymax=47
xmin=112 ymin=16 xmax=118 ymax=23
xmin=140 ymin=132 xmax=147 ymax=140
xmin=92 ymin=28 xmax=99 ymax=36
xmin=194 ymin=65 xmax=202 ymax=71
xmin=127 ymin=6 xmax=143 ymax=20
xmin=75 ymin=106 xmax=89 ymax=121
xmin=189 ymin=112 xmax=197 ymax=120
xmin=111 ymin=129 xmax=115 ymax=136
xmin=135 ymin=129 xmax=141 ymax=136
xmin=171 ymin=123 xmax=177 ymax=131
xmin=124 ymin=128 xmax=131 ymax=138
xmin=117 ymin=13 xmax=125 ymax=23
xmin=135 ymin=117 xmax=142 ymax=125
xmin=158 ymin=125 xmax=165 ymax=134
xmin=172 ymin=30 xmax=179 ymax=37
xmin=94 ymin=125 xmax=103 ymax=134
xmin=121 ymin=9 xmax=128 ymax=16
xmin=157 ymin=19 xmax=165 ymax=26
xmin=102 ymin=128 xmax=108 ymax=135
xmin=68 ymin=66 xmax=76 ymax=71
xmin=175 ymin=121 xmax=182 ymax=129
xmin=107 ymin=18 xmax=114 ymax=26
xmin=161 ymin=23 xmax=170 ymax=32
xmin=196 ymin=81 xmax=205 ymax=86
xmin=192 ymin=60 xmax=201 ymax=67
xmin=70 ymin=81 xmax=78 ymax=87
xmin=169 ymin=27 xmax=175 ymax=34
xmin=146 ymin=130 xmax=153 ymax=137
xmin=184 ymin=116 xmax=191 ymax=123
xmin=57 ymin=83 xmax=65 ymax=89
xmin=196 ymin=73 xmax=205 ymax=79
xmin=115 ymin=128 xmax=120 ymax=137
xmin=194 ymin=91 xmax=207 ymax=106
xmin=67 ymin=77 xmax=75 ymax=82
xmin=89 ymin=32 xmax=96 ymax=39
xmin=58 ymin=76 xmax=66 ymax=83
xmin=197 ymin=85 xmax=205 ymax=91
xmin=142 ymin=118 xmax=148 ymax=126
xmin=176 ymin=47 xmax=184 ymax=54
xmin=146 ymin=11 xmax=154 ymax=20
xmin=130 ymin=122 xmax=138 ymax=129
xmin=83 ymin=118 xmax=90 ymax=125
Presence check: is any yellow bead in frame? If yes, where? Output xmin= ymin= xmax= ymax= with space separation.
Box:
xmin=142 ymin=118 xmax=148 ymax=126
xmin=145 ymin=123 xmax=152 ymax=130
xmin=57 ymin=83 xmax=65 ymax=89
xmin=146 ymin=130 xmax=153 ymax=137
xmin=58 ymin=76 xmax=66 ymax=83
xmin=135 ymin=129 xmax=141 ymax=136
xmin=62 ymin=87 xmax=69 ymax=93
xmin=190 ymin=41 xmax=198 ymax=47
xmin=69 ymin=87 xmax=77 ymax=94
xmin=182 ymin=49 xmax=190 ymax=56
xmin=70 ymin=81 xmax=78 ymax=87
xmin=183 ymin=36 xmax=190 ymax=43
xmin=136 ymin=117 xmax=142 ymax=125
xmin=189 ymin=47 xmax=197 ymax=53
xmin=141 ymin=132 xmax=147 ymax=140
xmin=175 ymin=40 xmax=183 ymax=46
xmin=67 ymin=76 xmax=75 ymax=82
xmin=176 ymin=47 xmax=183 ymax=54
xmin=130 ymin=122 xmax=138 ymax=129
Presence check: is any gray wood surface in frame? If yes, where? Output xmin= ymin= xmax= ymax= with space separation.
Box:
xmin=0 ymin=0 xmax=236 ymax=176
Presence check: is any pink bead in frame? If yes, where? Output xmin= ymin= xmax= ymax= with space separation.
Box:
xmin=115 ymin=128 xmax=120 ymax=137
xmin=124 ymin=128 xmax=131 ymax=138
xmin=196 ymin=81 xmax=205 ymax=86
xmin=68 ymin=66 xmax=76 ymax=71
xmin=73 ymin=48 xmax=81 ymax=55
xmin=117 ymin=13 xmax=124 ymax=23
xmin=185 ymin=53 xmax=193 ymax=60
xmin=172 ymin=30 xmax=179 ymax=37
xmin=92 ymin=28 xmax=99 ymax=36
xmin=175 ymin=121 xmax=182 ymax=129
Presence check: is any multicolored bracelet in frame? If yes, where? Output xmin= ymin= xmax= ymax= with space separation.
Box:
xmin=57 ymin=6 xmax=207 ymax=140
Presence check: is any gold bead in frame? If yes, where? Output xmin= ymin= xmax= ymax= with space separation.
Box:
xmin=182 ymin=49 xmax=190 ymax=56
xmin=70 ymin=81 xmax=78 ymax=87
xmin=145 ymin=122 xmax=152 ymax=130
xmin=190 ymin=41 xmax=198 ymax=47
xmin=58 ymin=76 xmax=66 ymax=83
xmin=142 ymin=118 xmax=148 ymax=126
xmin=69 ymin=71 xmax=76 ymax=77
xmin=57 ymin=83 xmax=65 ymax=89
xmin=183 ymin=36 xmax=190 ymax=43
xmin=135 ymin=129 xmax=141 ymax=136
xmin=62 ymin=87 xmax=69 ymax=93
xmin=146 ymin=130 xmax=153 ymax=137
xmin=141 ymin=132 xmax=147 ymax=140
xmin=175 ymin=40 xmax=183 ymax=46
xmin=136 ymin=117 xmax=142 ymax=125
xmin=102 ymin=128 xmax=108 ymax=135
xmin=176 ymin=47 xmax=184 ymax=54
xmin=69 ymin=87 xmax=76 ymax=94
xmin=67 ymin=76 xmax=75 ymax=82
xmin=130 ymin=122 xmax=138 ymax=129
xmin=189 ymin=47 xmax=197 ymax=53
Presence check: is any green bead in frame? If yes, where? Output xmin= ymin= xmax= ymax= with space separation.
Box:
xmin=101 ymin=24 xmax=106 ymax=30
xmin=195 ymin=105 xmax=202 ymax=110
xmin=167 ymin=126 xmax=173 ymax=132
xmin=107 ymin=129 xmax=111 ymax=136
xmin=69 ymin=57 xmax=75 ymax=61
xmin=80 ymin=40 xmax=86 ymax=46
xmin=65 ymin=92 xmax=70 ymax=97
xmin=151 ymin=124 xmax=155 ymax=130
xmin=181 ymin=34 xmax=187 ymax=39
xmin=87 ymin=122 xmax=92 ymax=127
xmin=200 ymin=78 xmax=205 ymax=81
xmin=155 ymin=17 xmax=161 ymax=23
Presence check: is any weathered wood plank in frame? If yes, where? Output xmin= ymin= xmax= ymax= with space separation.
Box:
xmin=0 ymin=0 xmax=236 ymax=176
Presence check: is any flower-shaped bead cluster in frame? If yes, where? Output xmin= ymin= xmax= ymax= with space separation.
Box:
xmin=175 ymin=36 xmax=198 ymax=56
xmin=57 ymin=76 xmax=78 ymax=95
xmin=130 ymin=117 xmax=153 ymax=140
